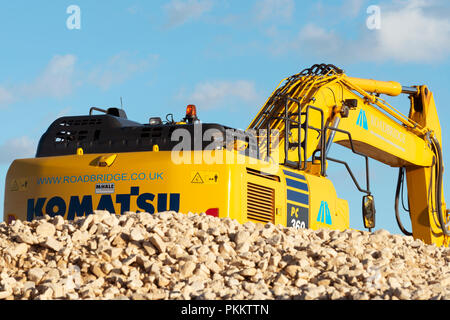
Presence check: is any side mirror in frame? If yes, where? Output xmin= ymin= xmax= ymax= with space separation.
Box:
xmin=362 ymin=195 xmax=376 ymax=229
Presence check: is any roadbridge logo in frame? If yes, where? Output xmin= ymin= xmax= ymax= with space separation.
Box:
xmin=316 ymin=201 xmax=332 ymax=225
xmin=356 ymin=109 xmax=368 ymax=130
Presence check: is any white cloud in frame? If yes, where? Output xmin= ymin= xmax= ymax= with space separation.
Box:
xmin=185 ymin=80 xmax=259 ymax=110
xmin=21 ymin=54 xmax=78 ymax=99
xmin=87 ymin=53 xmax=159 ymax=91
xmin=0 ymin=54 xmax=77 ymax=108
xmin=254 ymin=0 xmax=295 ymax=22
xmin=312 ymin=0 xmax=366 ymax=19
xmin=0 ymin=136 xmax=36 ymax=163
xmin=297 ymin=24 xmax=341 ymax=56
xmin=292 ymin=24 xmax=360 ymax=62
xmin=164 ymin=0 xmax=213 ymax=28
xmin=127 ymin=5 xmax=139 ymax=15
xmin=293 ymin=0 xmax=450 ymax=63
xmin=0 ymin=87 xmax=14 ymax=106
xmin=342 ymin=0 xmax=366 ymax=17
xmin=375 ymin=0 xmax=450 ymax=62
xmin=0 ymin=52 xmax=159 ymax=107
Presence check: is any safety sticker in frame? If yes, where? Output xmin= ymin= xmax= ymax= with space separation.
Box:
xmin=10 ymin=178 xmax=28 ymax=192
xmin=191 ymin=172 xmax=219 ymax=184
xmin=10 ymin=180 xmax=18 ymax=192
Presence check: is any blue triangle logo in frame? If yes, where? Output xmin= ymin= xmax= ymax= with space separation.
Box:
xmin=356 ymin=109 xmax=368 ymax=130
xmin=317 ymin=201 xmax=332 ymax=225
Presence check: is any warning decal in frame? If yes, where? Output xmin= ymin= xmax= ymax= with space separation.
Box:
xmin=191 ymin=172 xmax=204 ymax=184
xmin=191 ymin=172 xmax=219 ymax=184
xmin=10 ymin=178 xmax=28 ymax=192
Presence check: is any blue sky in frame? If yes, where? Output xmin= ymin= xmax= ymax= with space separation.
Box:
xmin=1 ymin=0 xmax=450 ymax=235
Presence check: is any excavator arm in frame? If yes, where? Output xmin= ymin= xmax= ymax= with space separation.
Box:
xmin=248 ymin=64 xmax=449 ymax=246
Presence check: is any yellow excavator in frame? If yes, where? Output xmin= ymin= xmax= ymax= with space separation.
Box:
xmin=4 ymin=64 xmax=449 ymax=246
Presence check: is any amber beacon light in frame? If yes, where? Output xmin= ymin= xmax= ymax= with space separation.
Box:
xmin=184 ymin=104 xmax=198 ymax=123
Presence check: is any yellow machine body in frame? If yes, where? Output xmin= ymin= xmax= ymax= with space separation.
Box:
xmin=4 ymin=150 xmax=349 ymax=231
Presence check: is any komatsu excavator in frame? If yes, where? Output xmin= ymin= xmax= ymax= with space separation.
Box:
xmin=4 ymin=64 xmax=450 ymax=246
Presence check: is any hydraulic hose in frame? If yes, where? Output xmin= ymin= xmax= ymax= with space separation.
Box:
xmin=431 ymin=136 xmax=450 ymax=236
xmin=395 ymin=167 xmax=413 ymax=236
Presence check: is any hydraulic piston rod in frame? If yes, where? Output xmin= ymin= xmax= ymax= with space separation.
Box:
xmin=347 ymin=77 xmax=402 ymax=96
xmin=401 ymin=86 xmax=419 ymax=95
xmin=347 ymin=77 xmax=419 ymax=97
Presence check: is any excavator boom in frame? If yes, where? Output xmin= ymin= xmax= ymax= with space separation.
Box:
xmin=248 ymin=64 xmax=449 ymax=246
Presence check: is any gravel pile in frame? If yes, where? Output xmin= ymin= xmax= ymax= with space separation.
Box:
xmin=0 ymin=210 xmax=449 ymax=300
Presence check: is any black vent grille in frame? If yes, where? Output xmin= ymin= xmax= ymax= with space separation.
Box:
xmin=247 ymin=182 xmax=275 ymax=223
xmin=55 ymin=130 xmax=89 ymax=143
xmin=60 ymin=119 xmax=103 ymax=127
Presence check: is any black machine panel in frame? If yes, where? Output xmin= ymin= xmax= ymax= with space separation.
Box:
xmin=35 ymin=108 xmax=258 ymax=158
